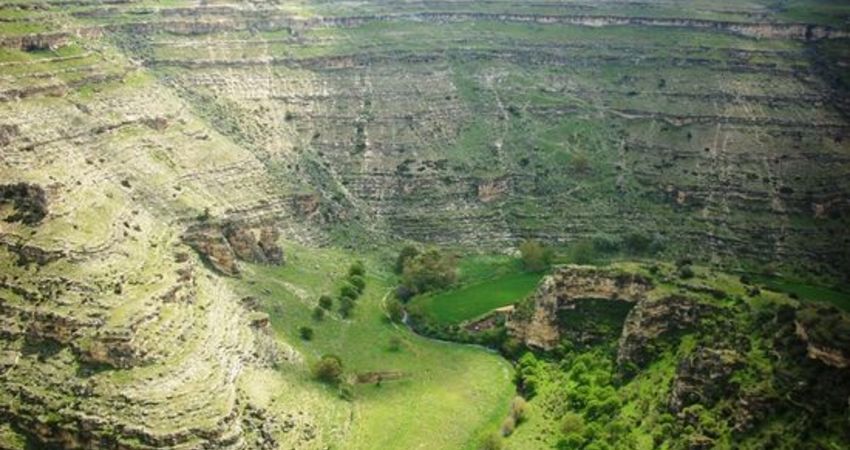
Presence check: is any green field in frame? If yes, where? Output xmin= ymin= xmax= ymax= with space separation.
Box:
xmin=234 ymin=242 xmax=516 ymax=449
xmin=413 ymin=271 xmax=544 ymax=324
xmin=750 ymin=274 xmax=850 ymax=312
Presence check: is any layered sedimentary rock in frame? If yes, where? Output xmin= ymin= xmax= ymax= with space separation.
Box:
xmin=56 ymin=0 xmax=848 ymax=278
xmin=507 ymin=265 xmax=652 ymax=348
xmin=509 ymin=262 xmax=850 ymax=445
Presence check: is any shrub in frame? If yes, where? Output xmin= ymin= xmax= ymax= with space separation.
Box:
xmin=386 ymin=299 xmax=404 ymax=323
xmin=395 ymin=285 xmax=415 ymax=302
xmin=340 ymin=283 xmax=359 ymax=300
xmin=500 ymin=416 xmax=516 ymax=436
xmin=479 ymin=433 xmax=503 ymax=450
xmin=312 ymin=306 xmax=325 ymax=321
xmin=591 ymin=233 xmax=622 ymax=254
xmin=349 ymin=275 xmax=366 ymax=293
xmin=560 ymin=411 xmax=586 ymax=436
xmin=312 ymin=354 xmax=343 ymax=384
xmin=510 ymin=396 xmax=529 ymax=424
xmin=570 ymin=240 xmax=595 ymax=265
xmin=299 ymin=326 xmax=314 ymax=340
xmin=395 ymin=245 xmax=420 ymax=274
xmin=348 ymin=260 xmax=365 ymax=277
xmin=519 ymin=239 xmax=553 ymax=272
xmin=623 ymin=232 xmax=652 ymax=255
xmin=678 ymin=265 xmax=695 ymax=279
xmin=319 ymin=295 xmax=333 ymax=310
xmin=338 ymin=381 xmax=355 ymax=401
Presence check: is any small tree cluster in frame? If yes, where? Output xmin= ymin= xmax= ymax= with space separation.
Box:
xmin=398 ymin=248 xmax=458 ymax=297
xmin=339 ymin=261 xmax=367 ymax=317
xmin=312 ymin=354 xmax=343 ymax=384
xmin=519 ymin=239 xmax=553 ymax=272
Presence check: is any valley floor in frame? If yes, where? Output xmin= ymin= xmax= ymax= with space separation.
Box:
xmin=233 ymin=242 xmax=515 ymax=449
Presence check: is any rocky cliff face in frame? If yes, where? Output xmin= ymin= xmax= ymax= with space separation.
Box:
xmin=183 ymin=222 xmax=284 ymax=276
xmin=509 ymin=262 xmax=850 ymax=447
xmin=507 ymin=265 xmax=653 ymax=349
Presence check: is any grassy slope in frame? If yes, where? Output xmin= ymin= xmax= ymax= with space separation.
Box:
xmin=233 ymin=242 xmax=515 ymax=450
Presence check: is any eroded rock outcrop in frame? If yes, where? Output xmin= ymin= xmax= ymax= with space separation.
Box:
xmin=617 ymin=295 xmax=715 ymax=372
xmin=507 ymin=265 xmax=653 ymax=349
xmin=183 ymin=222 xmax=284 ymax=276
xmin=794 ymin=305 xmax=850 ymax=369
xmin=668 ymin=347 xmax=744 ymax=414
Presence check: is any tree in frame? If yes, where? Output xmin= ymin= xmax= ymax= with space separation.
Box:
xmin=312 ymin=306 xmax=325 ymax=321
xmin=386 ymin=299 xmax=404 ymax=323
xmin=501 ymin=416 xmax=516 ymax=436
xmin=340 ymin=283 xmax=359 ymax=300
xmin=312 ymin=354 xmax=343 ymax=384
xmin=560 ymin=412 xmax=586 ymax=447
xmin=511 ymin=396 xmax=529 ymax=424
xmin=401 ymin=249 xmax=458 ymax=294
xmin=519 ymin=239 xmax=553 ymax=272
xmin=395 ymin=245 xmax=420 ymax=274
xmin=319 ymin=295 xmax=333 ymax=310
xmin=299 ymin=326 xmax=314 ymax=340
xmin=349 ymin=260 xmax=365 ymax=277
xmin=479 ymin=433 xmax=503 ymax=450
xmin=349 ymin=275 xmax=366 ymax=293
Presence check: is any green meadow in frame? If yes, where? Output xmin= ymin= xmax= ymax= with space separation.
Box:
xmin=234 ymin=242 xmax=516 ymax=450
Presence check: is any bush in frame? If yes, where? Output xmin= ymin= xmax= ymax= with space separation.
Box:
xmin=312 ymin=354 xmax=343 ymax=384
xmin=510 ymin=396 xmax=529 ymax=424
xmin=623 ymin=232 xmax=652 ymax=255
xmin=519 ymin=239 xmax=553 ymax=272
xmin=500 ymin=416 xmax=516 ymax=436
xmin=591 ymin=233 xmax=622 ymax=254
xmin=349 ymin=275 xmax=366 ymax=293
xmin=299 ymin=326 xmax=314 ymax=340
xmin=395 ymin=245 xmax=420 ymax=274
xmin=678 ymin=265 xmax=695 ymax=279
xmin=319 ymin=295 xmax=333 ymax=310
xmin=395 ymin=285 xmax=415 ymax=302
xmin=312 ymin=306 xmax=325 ymax=321
xmin=570 ymin=240 xmax=595 ymax=265
xmin=386 ymin=299 xmax=404 ymax=323
xmin=348 ymin=260 xmax=365 ymax=277
xmin=339 ymin=297 xmax=355 ymax=318
xmin=560 ymin=411 xmax=586 ymax=436
xmin=479 ymin=433 xmax=503 ymax=450
xmin=340 ymin=283 xmax=359 ymax=300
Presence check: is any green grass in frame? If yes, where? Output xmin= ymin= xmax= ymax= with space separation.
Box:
xmin=749 ymin=274 xmax=850 ymax=312
xmin=414 ymin=271 xmax=544 ymax=324
xmin=235 ymin=242 xmax=515 ymax=450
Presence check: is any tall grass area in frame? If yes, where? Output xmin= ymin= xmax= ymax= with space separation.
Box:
xmin=232 ymin=242 xmax=515 ymax=450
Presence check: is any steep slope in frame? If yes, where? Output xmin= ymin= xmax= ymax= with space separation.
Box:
xmin=69 ymin=0 xmax=850 ymax=278
xmin=0 ymin=14 xmax=333 ymax=449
